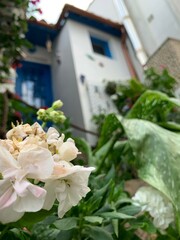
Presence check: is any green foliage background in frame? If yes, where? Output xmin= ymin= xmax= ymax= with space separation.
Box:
xmin=0 ymin=69 xmax=180 ymax=240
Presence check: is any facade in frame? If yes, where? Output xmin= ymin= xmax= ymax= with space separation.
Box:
xmin=15 ymin=20 xmax=58 ymax=108
xmin=13 ymin=2 xmax=180 ymax=145
xmin=123 ymin=0 xmax=180 ymax=56
xmin=52 ymin=5 xmax=135 ymax=145
xmin=15 ymin=5 xmax=136 ymax=145
xmin=88 ymin=0 xmax=180 ymax=57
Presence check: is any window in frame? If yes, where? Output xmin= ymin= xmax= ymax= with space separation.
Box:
xmin=90 ymin=36 xmax=112 ymax=58
xmin=16 ymin=61 xmax=53 ymax=108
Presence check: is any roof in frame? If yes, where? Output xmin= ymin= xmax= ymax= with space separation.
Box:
xmin=26 ymin=4 xmax=123 ymax=47
xmin=56 ymin=4 xmax=123 ymax=37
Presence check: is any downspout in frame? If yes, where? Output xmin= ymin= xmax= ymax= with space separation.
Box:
xmin=113 ymin=0 xmax=148 ymax=66
xmin=121 ymin=27 xmax=137 ymax=78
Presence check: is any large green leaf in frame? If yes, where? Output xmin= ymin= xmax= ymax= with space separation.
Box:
xmin=123 ymin=119 xmax=180 ymax=221
xmin=126 ymin=90 xmax=180 ymax=125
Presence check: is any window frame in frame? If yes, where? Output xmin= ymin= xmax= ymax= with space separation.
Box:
xmin=90 ymin=35 xmax=112 ymax=58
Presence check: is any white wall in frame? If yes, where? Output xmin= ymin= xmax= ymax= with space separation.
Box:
xmin=166 ymin=0 xmax=180 ymax=23
xmin=67 ymin=20 xmax=132 ymax=144
xmin=51 ymin=22 xmax=86 ymax=140
xmin=88 ymin=0 xmax=180 ymax=57
xmin=88 ymin=0 xmax=120 ymax=23
xmin=124 ymin=0 xmax=180 ymax=55
xmin=52 ymin=19 xmax=132 ymax=145
xmin=23 ymin=46 xmax=52 ymax=65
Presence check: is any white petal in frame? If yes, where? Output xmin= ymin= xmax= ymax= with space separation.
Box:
xmin=0 ymin=146 xmax=18 ymax=172
xmin=43 ymin=180 xmax=58 ymax=210
xmin=52 ymin=162 xmax=94 ymax=179
xmin=46 ymin=127 xmax=59 ymax=144
xmin=52 ymin=161 xmax=74 ymax=178
xmin=0 ymin=179 xmax=17 ymax=209
xmin=18 ymin=146 xmax=54 ymax=179
xmin=58 ymin=199 xmax=72 ymax=218
xmin=55 ymin=167 xmax=94 ymax=217
xmin=58 ymin=141 xmax=79 ymax=161
xmin=13 ymin=180 xmax=46 ymax=212
xmin=0 ymin=204 xmax=24 ymax=224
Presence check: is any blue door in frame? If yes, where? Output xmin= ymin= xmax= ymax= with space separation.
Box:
xmin=16 ymin=61 xmax=53 ymax=108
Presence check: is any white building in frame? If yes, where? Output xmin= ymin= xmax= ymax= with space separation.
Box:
xmin=52 ymin=5 xmax=136 ymax=145
xmin=88 ymin=0 xmax=180 ymax=56
xmin=16 ymin=5 xmax=137 ymax=145
xmin=15 ymin=1 xmax=180 ymax=145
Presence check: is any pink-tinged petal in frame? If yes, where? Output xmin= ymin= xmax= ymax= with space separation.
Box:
xmin=18 ymin=146 xmax=54 ymax=179
xmin=13 ymin=179 xmax=30 ymax=197
xmin=13 ymin=179 xmax=46 ymax=198
xmin=53 ymin=163 xmax=94 ymax=179
xmin=13 ymin=182 xmax=46 ymax=212
xmin=0 ymin=146 xmax=18 ymax=172
xmin=52 ymin=161 xmax=73 ymax=178
xmin=0 ymin=179 xmax=17 ymax=209
xmin=0 ymin=204 xmax=24 ymax=224
xmin=28 ymin=182 xmax=46 ymax=198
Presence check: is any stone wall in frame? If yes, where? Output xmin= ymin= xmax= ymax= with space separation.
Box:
xmin=146 ymin=38 xmax=180 ymax=84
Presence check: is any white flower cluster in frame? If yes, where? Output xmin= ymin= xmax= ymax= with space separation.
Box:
xmin=0 ymin=122 xmax=94 ymax=224
xmin=132 ymin=186 xmax=174 ymax=230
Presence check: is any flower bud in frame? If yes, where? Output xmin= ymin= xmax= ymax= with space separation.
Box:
xmin=52 ymin=100 xmax=63 ymax=109
xmin=37 ymin=109 xmax=45 ymax=117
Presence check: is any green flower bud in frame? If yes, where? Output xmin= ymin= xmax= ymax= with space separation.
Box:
xmin=52 ymin=100 xmax=63 ymax=109
xmin=37 ymin=109 xmax=45 ymax=116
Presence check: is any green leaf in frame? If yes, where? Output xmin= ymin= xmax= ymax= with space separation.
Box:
xmin=84 ymin=216 xmax=103 ymax=224
xmin=53 ymin=217 xmax=77 ymax=231
xmin=97 ymin=113 xmax=123 ymax=148
xmin=123 ymin=119 xmax=180 ymax=224
xmin=159 ymin=121 xmax=180 ymax=132
xmin=87 ymin=226 xmax=113 ymax=240
xmin=56 ymin=229 xmax=75 ymax=240
xmin=127 ymin=90 xmax=180 ymax=124
xmin=14 ymin=209 xmax=56 ymax=229
xmin=94 ymin=136 xmax=117 ymax=166
xmin=115 ymin=198 xmax=133 ymax=208
xmin=119 ymin=205 xmax=141 ymax=216
xmin=98 ymin=211 xmax=135 ymax=219
xmin=127 ymin=215 xmax=157 ymax=234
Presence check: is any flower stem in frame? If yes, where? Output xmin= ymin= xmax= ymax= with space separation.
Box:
xmin=42 ymin=122 xmax=47 ymax=129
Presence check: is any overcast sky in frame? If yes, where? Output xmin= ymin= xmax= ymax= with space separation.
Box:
xmin=35 ymin=0 xmax=93 ymax=24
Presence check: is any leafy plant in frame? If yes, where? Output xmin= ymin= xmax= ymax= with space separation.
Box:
xmin=0 ymin=0 xmax=40 ymax=81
